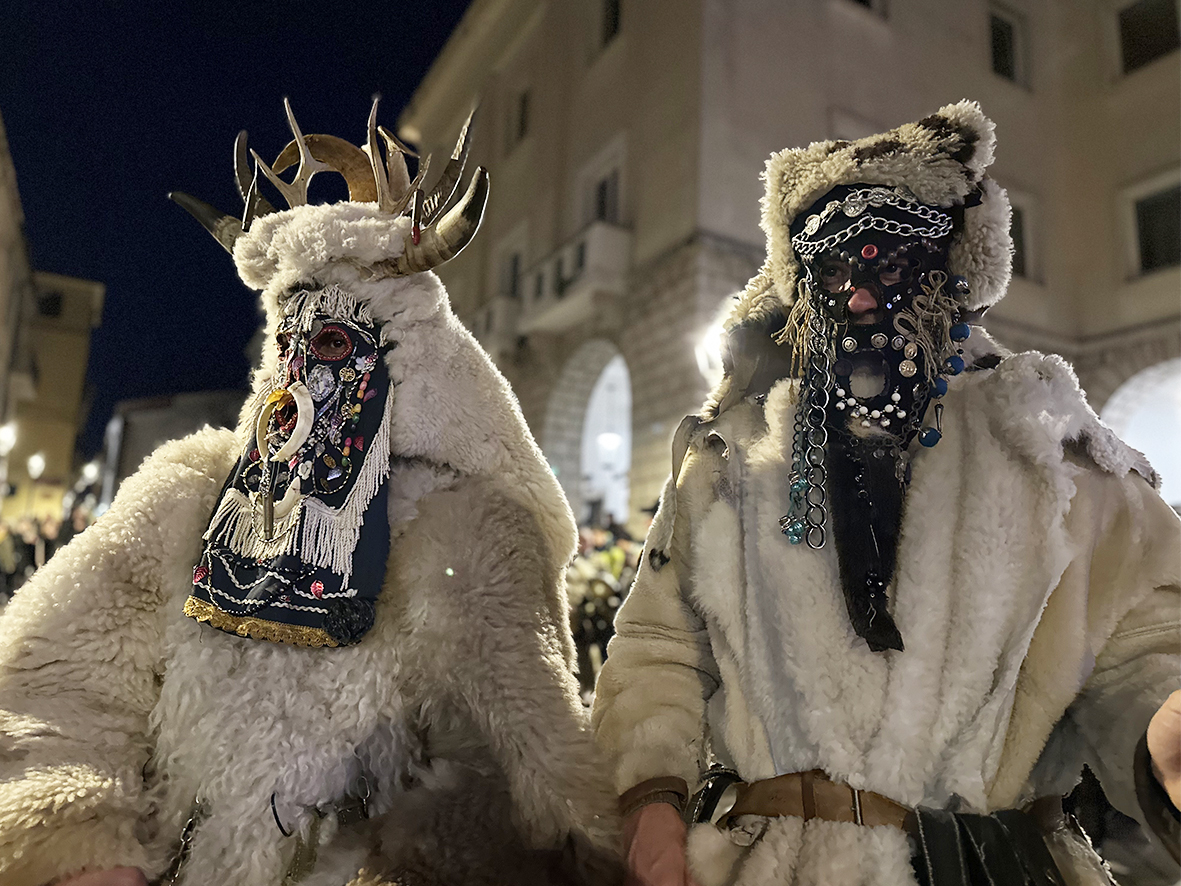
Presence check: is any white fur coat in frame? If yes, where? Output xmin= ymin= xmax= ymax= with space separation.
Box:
xmin=0 ymin=253 xmax=621 ymax=885
xmin=592 ymin=350 xmax=1180 ymax=886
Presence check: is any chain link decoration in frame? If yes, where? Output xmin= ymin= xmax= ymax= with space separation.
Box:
xmin=780 ymin=295 xmax=835 ymax=548
xmin=791 ymin=186 xmax=954 ymax=260
xmin=793 ymin=213 xmax=952 ymax=260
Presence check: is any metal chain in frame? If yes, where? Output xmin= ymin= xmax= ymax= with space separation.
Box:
xmin=793 ymin=214 xmax=952 ymax=260
xmin=780 ymin=294 xmax=834 ymax=548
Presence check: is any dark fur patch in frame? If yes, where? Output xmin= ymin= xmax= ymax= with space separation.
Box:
xmin=917 ymin=114 xmax=980 ymax=167
xmin=827 ymin=140 xmax=851 ymax=154
xmin=854 ymin=138 xmax=904 ymax=163
xmin=917 ymin=113 xmax=955 ymax=137
xmin=648 ymin=548 xmax=670 ymax=571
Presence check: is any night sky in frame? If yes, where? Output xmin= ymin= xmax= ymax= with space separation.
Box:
xmin=1 ymin=0 xmax=473 ymax=457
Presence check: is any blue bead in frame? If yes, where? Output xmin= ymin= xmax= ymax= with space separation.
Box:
xmin=950 ymin=322 xmax=971 ymax=342
xmin=919 ymin=428 xmax=942 ymax=447
xmin=931 ymin=377 xmax=949 ymax=397
xmin=946 ymin=355 xmax=965 ymax=375
xmin=784 ymin=519 xmax=805 ymax=544
xmin=791 ymin=477 xmax=808 ymax=494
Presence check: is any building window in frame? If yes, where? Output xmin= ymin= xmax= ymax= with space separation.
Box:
xmin=593 ymin=169 xmax=620 ymax=224
xmin=1010 ymin=204 xmax=1027 ymax=278
xmin=507 ymin=89 xmax=530 ymax=150
xmin=990 ymin=6 xmax=1027 ymax=84
xmin=602 ymin=0 xmax=621 ymax=47
xmin=1118 ymin=0 xmax=1180 ymax=74
xmin=1135 ymin=185 xmax=1180 ymax=272
xmin=500 ymin=252 xmax=522 ymax=298
xmin=36 ymin=292 xmax=62 ymax=317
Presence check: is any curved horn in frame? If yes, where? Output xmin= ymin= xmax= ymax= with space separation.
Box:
xmin=389 ymin=167 xmax=489 ymax=275
xmin=274 ymin=133 xmax=378 ymax=203
xmin=420 ymin=107 xmax=476 ymax=225
xmin=169 ymin=191 xmax=244 ymax=254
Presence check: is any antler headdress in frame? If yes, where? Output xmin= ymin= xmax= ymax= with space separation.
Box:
xmin=170 ymin=97 xmax=487 ymax=278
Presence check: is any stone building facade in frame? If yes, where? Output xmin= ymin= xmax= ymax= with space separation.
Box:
xmin=399 ymin=0 xmax=1181 ymax=530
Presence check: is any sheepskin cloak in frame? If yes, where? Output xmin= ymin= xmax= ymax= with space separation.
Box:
xmin=592 ymin=347 xmax=1180 ymax=886
xmin=0 ymin=265 xmax=620 ymax=886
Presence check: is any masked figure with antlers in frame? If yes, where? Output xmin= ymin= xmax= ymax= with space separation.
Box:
xmin=0 ymin=100 xmax=620 ymax=886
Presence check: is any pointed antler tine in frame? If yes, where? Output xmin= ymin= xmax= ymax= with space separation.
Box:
xmin=235 ymin=131 xmax=276 ymax=216
xmin=279 ymin=97 xmax=330 ymax=206
xmin=411 ymin=189 xmax=424 ymax=243
xmin=169 ymin=191 xmax=244 ymax=254
xmin=242 ymin=162 xmax=266 ymax=232
xmin=378 ymin=125 xmax=418 ymax=159
xmin=376 ymin=125 xmax=412 ymax=206
xmin=251 ymin=147 xmax=302 ymax=209
xmin=234 ymin=131 xmax=252 ymax=200
xmin=388 ymin=154 xmax=431 ymax=217
xmin=365 ymin=96 xmax=393 ymax=212
xmin=420 ymin=106 xmax=476 ymax=225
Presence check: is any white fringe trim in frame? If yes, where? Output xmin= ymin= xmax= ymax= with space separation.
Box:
xmin=204 ymin=488 xmax=303 ymax=561
xmin=299 ymin=385 xmax=395 ymax=584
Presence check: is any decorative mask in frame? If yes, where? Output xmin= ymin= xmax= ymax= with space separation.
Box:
xmin=171 ymin=98 xmax=491 ymax=649
xmin=778 ymin=184 xmax=975 ymax=653
xmin=187 ymin=286 xmax=394 ymax=647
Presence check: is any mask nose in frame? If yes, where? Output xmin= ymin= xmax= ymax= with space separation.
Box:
xmin=847 ymin=285 xmax=879 ymax=316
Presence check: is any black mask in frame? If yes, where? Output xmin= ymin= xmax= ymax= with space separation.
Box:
xmin=782 ymin=185 xmax=973 ymax=653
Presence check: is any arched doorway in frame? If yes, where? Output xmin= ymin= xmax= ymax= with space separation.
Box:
xmin=541 ymin=340 xmax=632 ymax=526
xmin=1101 ymin=357 xmax=1181 ymax=509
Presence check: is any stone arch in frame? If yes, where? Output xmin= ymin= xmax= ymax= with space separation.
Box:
xmin=540 ymin=338 xmax=628 ymax=523
xmin=1074 ymin=323 xmax=1181 ymax=413
xmin=1100 ymin=357 xmax=1181 ymax=507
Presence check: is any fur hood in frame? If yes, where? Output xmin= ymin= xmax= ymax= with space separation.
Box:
xmin=226 ymin=202 xmax=578 ymax=575
xmin=730 ymin=99 xmax=1012 ymax=333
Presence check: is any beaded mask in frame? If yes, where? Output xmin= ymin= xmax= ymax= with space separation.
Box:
xmin=172 ymin=98 xmax=490 ymax=648
xmin=778 ymin=184 xmax=974 ymax=652
xmin=186 ymin=285 xmax=394 ymax=647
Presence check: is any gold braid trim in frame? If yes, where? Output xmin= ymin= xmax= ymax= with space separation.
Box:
xmin=183 ymin=596 xmax=339 ymax=648
xmin=772 ymin=279 xmax=812 ymax=377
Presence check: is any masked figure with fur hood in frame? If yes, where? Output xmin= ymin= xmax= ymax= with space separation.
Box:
xmin=592 ymin=101 xmax=1181 ymax=885
xmin=0 ymin=100 xmax=622 ymax=886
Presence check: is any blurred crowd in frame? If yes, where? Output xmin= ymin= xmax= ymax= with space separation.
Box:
xmin=0 ymin=506 xmax=95 ymax=604
xmin=567 ymin=511 xmax=649 ymax=704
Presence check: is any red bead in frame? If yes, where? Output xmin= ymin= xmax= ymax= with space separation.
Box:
xmin=193 ymin=565 xmax=209 ymax=584
xmin=861 ymin=244 xmax=879 ymax=259
xmin=310 ymin=580 xmax=324 ymax=599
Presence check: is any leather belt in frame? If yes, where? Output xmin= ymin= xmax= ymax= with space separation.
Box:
xmin=720 ymin=769 xmax=911 ymax=831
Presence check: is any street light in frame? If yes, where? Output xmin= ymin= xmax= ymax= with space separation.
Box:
xmin=27 ymin=453 xmax=46 ymax=481
xmin=81 ymin=461 xmax=100 ymax=484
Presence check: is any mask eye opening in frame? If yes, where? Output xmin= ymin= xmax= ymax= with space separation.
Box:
xmin=310 ymin=324 xmax=355 ymax=361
